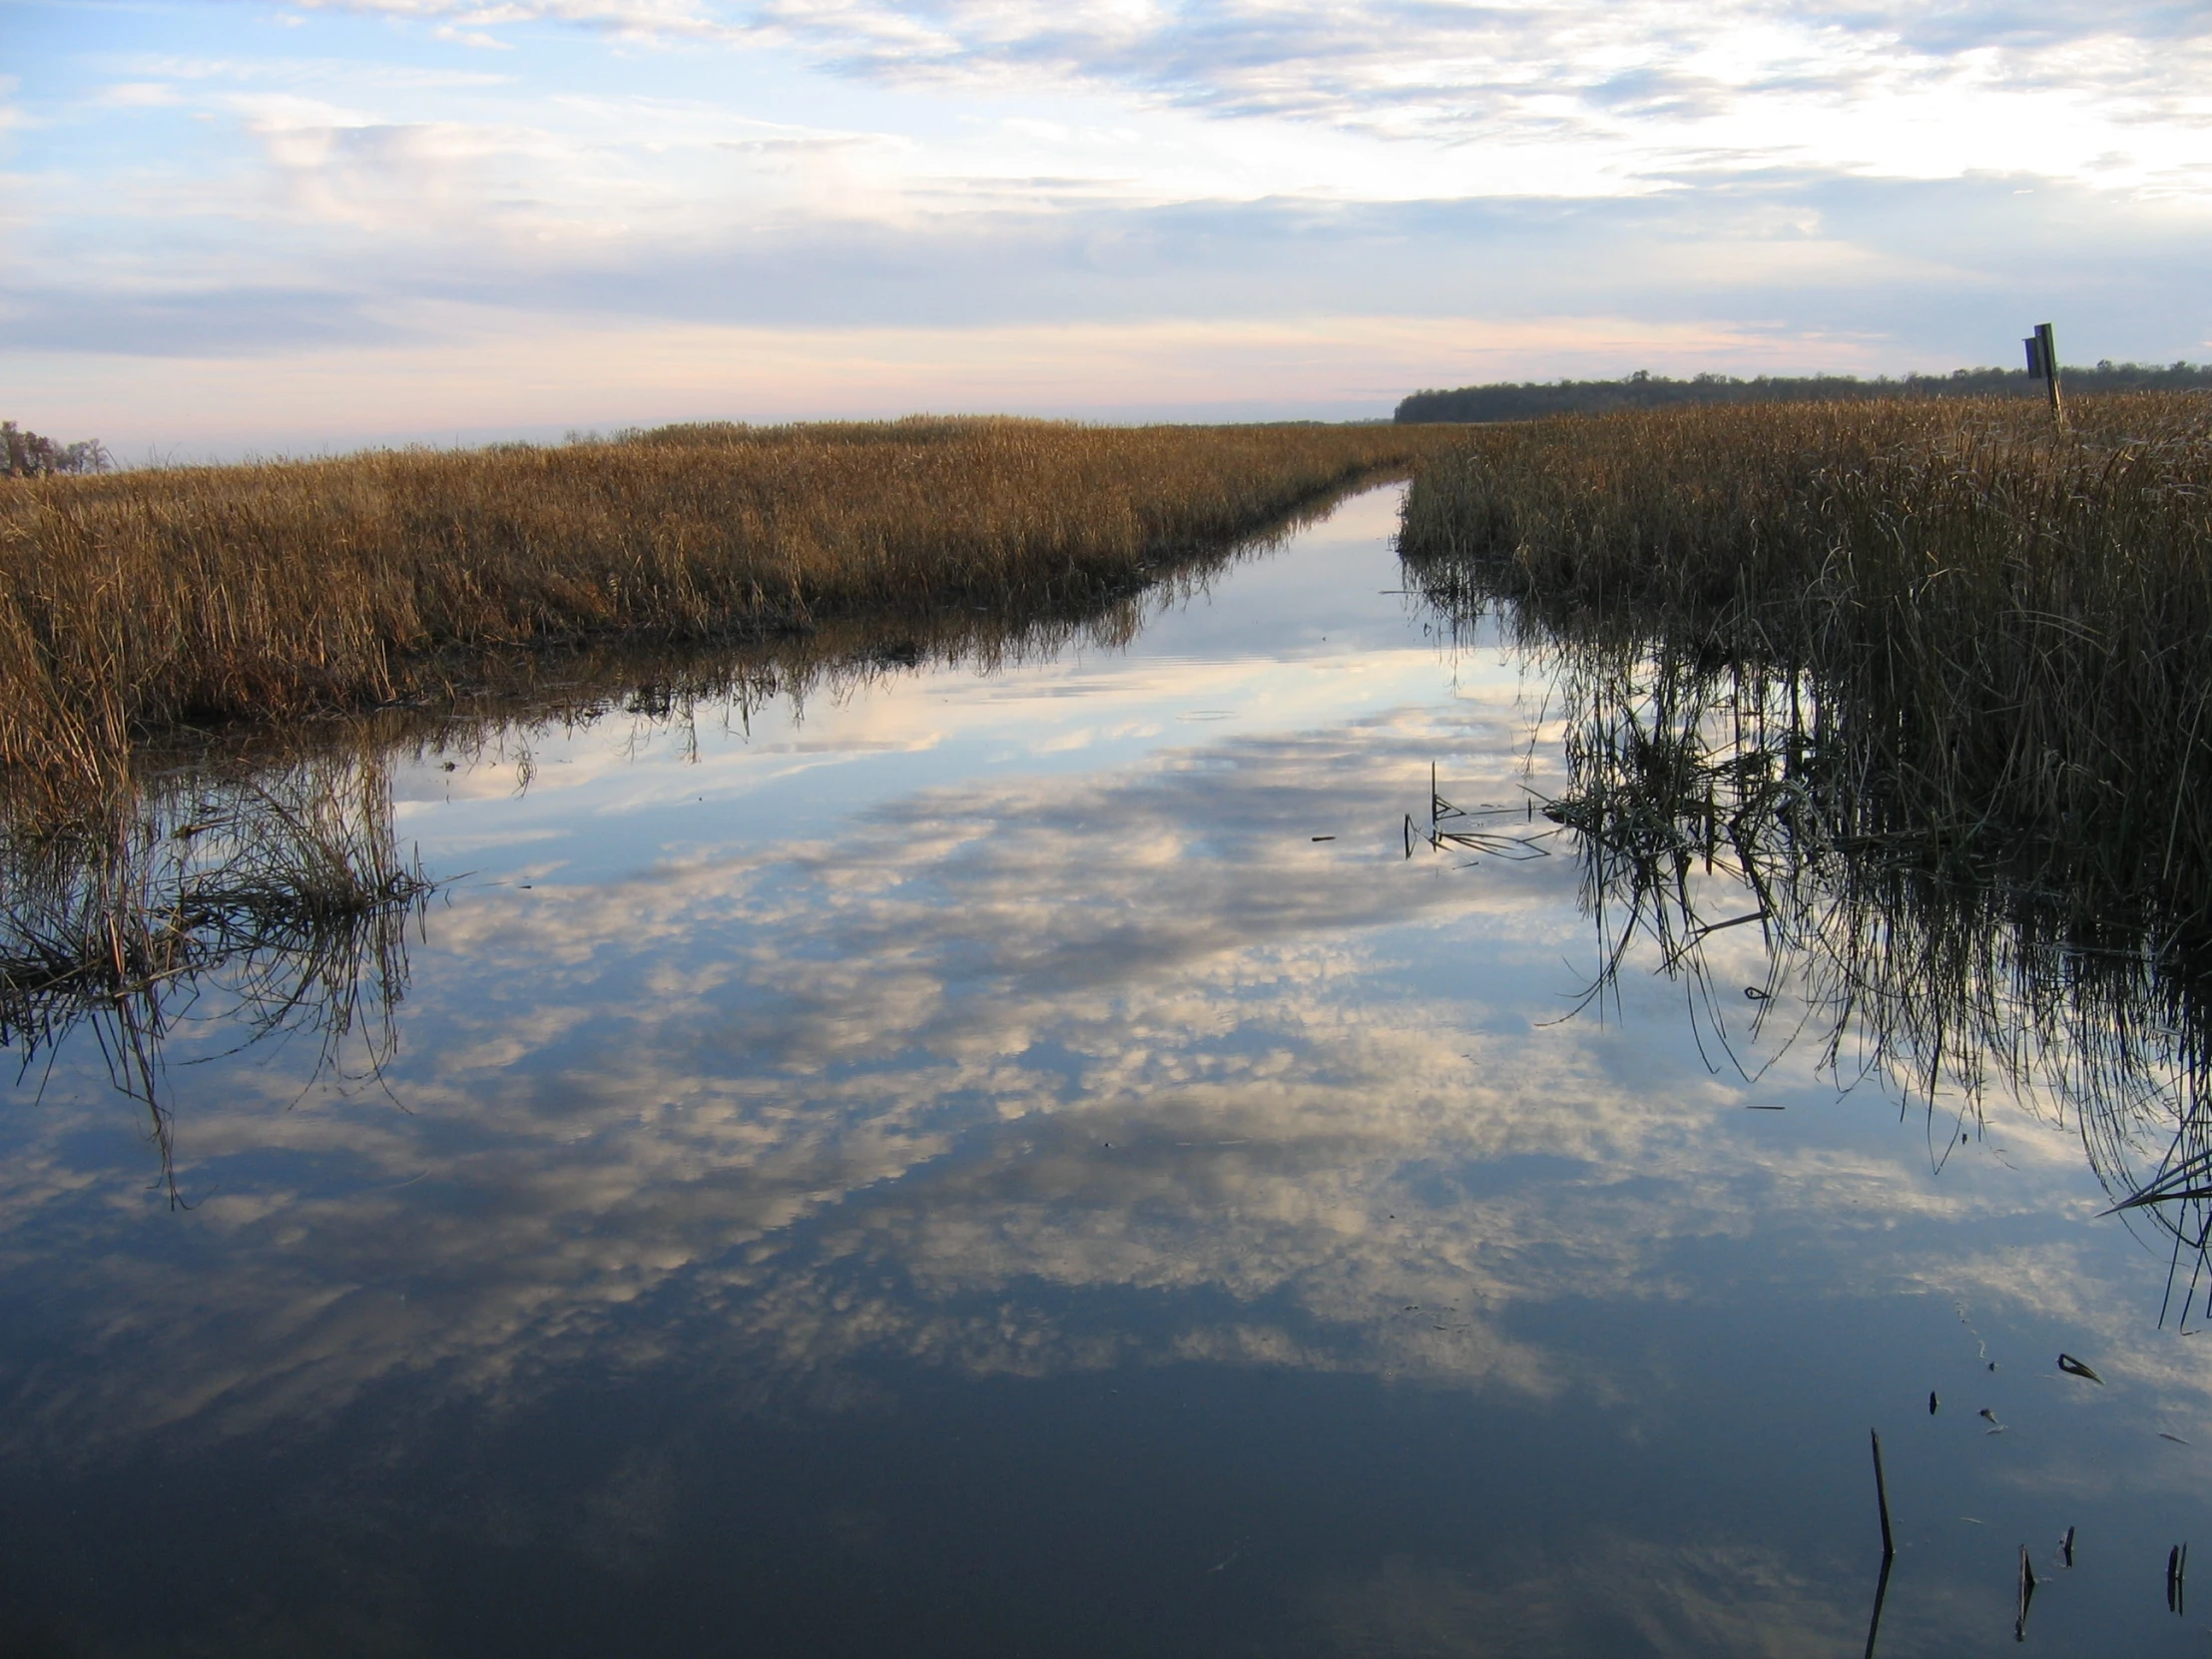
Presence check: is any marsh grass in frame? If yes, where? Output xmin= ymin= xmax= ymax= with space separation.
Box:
xmin=1400 ymin=392 xmax=2212 ymax=937
xmin=0 ymin=485 xmax=1352 ymax=1194
xmin=0 ymin=417 xmax=1442 ymax=789
xmin=1401 ymin=391 xmax=2212 ymax=1315
xmin=0 ymin=759 xmax=430 ymax=1202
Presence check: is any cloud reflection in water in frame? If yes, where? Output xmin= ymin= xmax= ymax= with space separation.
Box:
xmin=3 ymin=491 xmax=2210 ymax=1654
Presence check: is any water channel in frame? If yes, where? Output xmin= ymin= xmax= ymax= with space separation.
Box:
xmin=2 ymin=484 xmax=2208 ymax=1655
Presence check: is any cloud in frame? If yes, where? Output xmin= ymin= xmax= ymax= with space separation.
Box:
xmin=233 ymin=97 xmax=591 ymax=232
xmin=0 ymin=306 xmax=1854 ymax=450
xmin=10 ymin=164 xmax=2210 ymax=450
xmin=7 ymin=2 xmax=2207 ymax=445
xmin=266 ymin=0 xmax=2212 ymax=187
xmin=291 ymin=0 xmax=737 ymax=41
xmin=97 ymin=81 xmax=187 ymax=107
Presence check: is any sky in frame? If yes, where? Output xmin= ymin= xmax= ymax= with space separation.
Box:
xmin=4 ymin=0 xmax=2212 ymax=451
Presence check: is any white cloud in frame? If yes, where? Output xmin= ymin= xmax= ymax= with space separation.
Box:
xmin=98 ymin=81 xmax=187 ymax=107
xmin=261 ymin=0 xmax=2212 ymax=190
xmin=6 ymin=1 xmax=2205 ymax=440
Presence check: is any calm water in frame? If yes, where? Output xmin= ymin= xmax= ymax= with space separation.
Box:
xmin=3 ymin=485 xmax=2208 ymax=1656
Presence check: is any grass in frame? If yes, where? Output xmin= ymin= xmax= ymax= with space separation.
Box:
xmin=1398 ymin=391 xmax=2212 ymax=939
xmin=1399 ymin=389 xmax=2212 ymax=1315
xmin=0 ymin=416 xmax=1446 ymax=788
xmin=0 ymin=757 xmax=429 ymax=1202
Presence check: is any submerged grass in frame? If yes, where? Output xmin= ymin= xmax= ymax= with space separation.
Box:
xmin=0 ymin=416 xmax=1444 ymax=788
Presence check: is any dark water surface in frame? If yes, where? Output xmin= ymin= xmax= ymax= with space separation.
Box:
xmin=4 ymin=486 xmax=2209 ymax=1656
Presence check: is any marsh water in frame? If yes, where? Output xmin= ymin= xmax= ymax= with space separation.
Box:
xmin=4 ymin=485 xmax=2211 ymax=1655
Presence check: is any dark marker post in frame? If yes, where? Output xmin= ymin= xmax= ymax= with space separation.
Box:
xmin=2025 ymin=322 xmax=2068 ymax=433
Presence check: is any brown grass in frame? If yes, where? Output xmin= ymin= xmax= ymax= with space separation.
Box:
xmin=1400 ymin=392 xmax=2212 ymax=1309
xmin=1398 ymin=391 xmax=2212 ymax=938
xmin=0 ymin=415 xmax=1445 ymax=785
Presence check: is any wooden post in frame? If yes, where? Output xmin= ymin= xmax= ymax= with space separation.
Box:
xmin=2034 ymin=322 xmax=2067 ymax=432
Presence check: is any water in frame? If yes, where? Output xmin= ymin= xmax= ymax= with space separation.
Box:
xmin=3 ymin=485 xmax=2209 ymax=1655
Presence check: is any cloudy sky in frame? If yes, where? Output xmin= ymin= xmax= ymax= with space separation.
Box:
xmin=6 ymin=0 xmax=2212 ymax=448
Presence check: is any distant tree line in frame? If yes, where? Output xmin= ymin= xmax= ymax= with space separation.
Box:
xmin=3 ymin=421 xmax=111 ymax=477
xmin=1394 ymin=362 xmax=2212 ymax=423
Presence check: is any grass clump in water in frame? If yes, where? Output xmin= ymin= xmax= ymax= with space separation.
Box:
xmin=1478 ymin=636 xmax=2212 ymax=1320
xmin=0 ymin=759 xmax=430 ymax=1203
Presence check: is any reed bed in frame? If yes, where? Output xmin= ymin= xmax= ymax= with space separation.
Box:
xmin=1402 ymin=390 xmax=2212 ymax=1312
xmin=0 ymin=417 xmax=1442 ymax=786
xmin=1399 ymin=392 xmax=2212 ymax=939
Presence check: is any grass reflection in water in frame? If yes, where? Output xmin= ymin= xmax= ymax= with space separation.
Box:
xmin=0 ymin=760 xmax=431 ymax=1203
xmin=1408 ymin=582 xmax=2212 ymax=1327
xmin=0 ymin=482 xmax=1355 ymax=1207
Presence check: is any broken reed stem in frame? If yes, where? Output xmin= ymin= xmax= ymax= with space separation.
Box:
xmin=1871 ymin=1428 xmax=1896 ymax=1561
xmin=1862 ymin=1552 xmax=1893 ymax=1659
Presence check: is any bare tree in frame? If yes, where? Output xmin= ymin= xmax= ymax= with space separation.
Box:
xmin=3 ymin=420 xmax=111 ymax=477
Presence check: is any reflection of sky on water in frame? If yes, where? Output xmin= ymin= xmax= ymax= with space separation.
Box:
xmin=4 ymin=486 xmax=2212 ymax=1655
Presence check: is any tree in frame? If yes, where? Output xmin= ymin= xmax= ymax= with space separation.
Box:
xmin=2 ymin=421 xmax=112 ymax=477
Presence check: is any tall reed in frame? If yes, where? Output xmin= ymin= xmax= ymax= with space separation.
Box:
xmin=1399 ymin=392 xmax=2212 ymax=940
xmin=0 ymin=417 xmax=1443 ymax=786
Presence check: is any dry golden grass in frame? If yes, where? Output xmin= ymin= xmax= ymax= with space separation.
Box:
xmin=1399 ymin=390 xmax=2212 ymax=937
xmin=1403 ymin=391 xmax=2212 ymax=1289
xmin=0 ymin=415 xmax=1444 ymax=785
